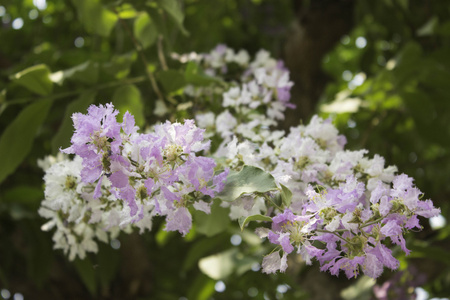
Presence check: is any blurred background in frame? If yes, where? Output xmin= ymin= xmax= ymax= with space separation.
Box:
xmin=0 ymin=0 xmax=449 ymax=299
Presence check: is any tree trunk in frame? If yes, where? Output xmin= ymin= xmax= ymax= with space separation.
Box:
xmin=284 ymin=0 xmax=355 ymax=128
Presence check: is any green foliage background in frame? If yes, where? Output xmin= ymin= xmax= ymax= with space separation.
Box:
xmin=0 ymin=0 xmax=449 ymax=299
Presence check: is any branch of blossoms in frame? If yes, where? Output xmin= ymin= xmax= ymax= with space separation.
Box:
xmin=39 ymin=103 xmax=228 ymax=260
xmin=38 ymin=46 xmax=440 ymax=281
xmin=256 ymin=174 xmax=440 ymax=278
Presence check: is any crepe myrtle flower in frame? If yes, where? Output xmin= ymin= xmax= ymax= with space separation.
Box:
xmin=57 ymin=103 xmax=229 ymax=237
xmin=257 ymin=173 xmax=440 ymax=279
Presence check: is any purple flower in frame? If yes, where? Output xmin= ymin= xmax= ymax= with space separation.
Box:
xmin=262 ymin=250 xmax=288 ymax=274
xmin=165 ymin=207 xmax=192 ymax=236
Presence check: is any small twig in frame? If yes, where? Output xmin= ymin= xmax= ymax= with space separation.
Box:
xmin=157 ymin=34 xmax=169 ymax=71
xmin=360 ymin=217 xmax=385 ymax=229
xmin=315 ymin=229 xmax=350 ymax=243
xmin=113 ymin=9 xmax=172 ymax=104
xmin=4 ymin=76 xmax=147 ymax=107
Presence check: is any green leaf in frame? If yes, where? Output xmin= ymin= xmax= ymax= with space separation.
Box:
xmin=157 ymin=69 xmax=186 ymax=93
xmin=111 ymin=84 xmax=145 ymax=127
xmin=185 ymin=62 xmax=222 ymax=87
xmin=73 ymin=257 xmax=97 ymax=295
xmin=187 ymin=274 xmax=215 ymax=300
xmin=198 ymin=249 xmax=237 ymax=280
xmin=11 ymin=64 xmax=53 ymax=96
xmin=97 ymin=242 xmax=120 ymax=287
xmin=2 ymin=185 xmax=43 ymax=208
xmin=116 ymin=3 xmax=138 ymax=19
xmin=341 ymin=276 xmax=376 ymax=300
xmin=0 ymin=99 xmax=53 ymax=184
xmin=216 ymin=165 xmax=278 ymax=202
xmin=279 ymin=183 xmax=292 ymax=207
xmin=51 ymin=91 xmax=97 ymax=154
xmin=0 ymin=89 xmax=6 ymax=104
xmin=157 ymin=0 xmax=189 ymax=36
xmin=51 ymin=61 xmax=99 ymax=85
xmin=102 ymin=52 xmax=137 ymax=79
xmin=194 ymin=200 xmax=231 ymax=237
xmin=71 ymin=0 xmax=117 ymax=37
xmin=238 ymin=214 xmax=272 ymax=231
xmin=133 ymin=13 xmax=158 ymax=49
xmin=182 ymin=234 xmax=229 ymax=273
xmin=198 ymin=248 xmax=258 ymax=280
xmin=25 ymin=220 xmax=53 ymax=288
xmin=146 ymin=7 xmax=169 ymax=43
xmin=416 ymin=16 xmax=439 ymax=37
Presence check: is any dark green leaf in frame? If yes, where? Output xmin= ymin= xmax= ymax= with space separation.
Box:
xmin=25 ymin=220 xmax=53 ymax=288
xmin=187 ymin=274 xmax=215 ymax=300
xmin=198 ymin=248 xmax=258 ymax=280
xmin=0 ymin=99 xmax=53 ymax=184
xmin=0 ymin=89 xmax=6 ymax=104
xmin=194 ymin=200 xmax=231 ymax=237
xmin=238 ymin=214 xmax=272 ymax=231
xmin=216 ymin=165 xmax=278 ymax=202
xmin=146 ymin=7 xmax=169 ymax=44
xmin=97 ymin=242 xmax=120 ymax=287
xmin=416 ymin=16 xmax=439 ymax=37
xmin=52 ymin=61 xmax=99 ymax=85
xmin=158 ymin=0 xmax=189 ymax=36
xmin=134 ymin=13 xmax=158 ymax=49
xmin=102 ymin=52 xmax=137 ymax=79
xmin=182 ymin=234 xmax=229 ymax=272
xmin=185 ymin=62 xmax=222 ymax=86
xmin=71 ymin=0 xmax=117 ymax=37
xmin=73 ymin=257 xmax=97 ymax=295
xmin=11 ymin=64 xmax=53 ymax=96
xmin=116 ymin=3 xmax=137 ymax=19
xmin=2 ymin=185 xmax=43 ymax=208
xmin=198 ymin=248 xmax=237 ymax=280
xmin=280 ymin=183 xmax=292 ymax=207
xmin=112 ymin=84 xmax=145 ymax=127
xmin=158 ymin=69 xmax=186 ymax=93
xmin=51 ymin=91 xmax=97 ymax=154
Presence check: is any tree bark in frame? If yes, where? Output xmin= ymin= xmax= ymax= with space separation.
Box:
xmin=284 ymin=0 xmax=355 ymax=128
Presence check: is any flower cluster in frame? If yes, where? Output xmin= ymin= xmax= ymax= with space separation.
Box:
xmin=39 ymin=46 xmax=440 ymax=282
xmin=255 ymin=172 xmax=440 ymax=279
xmin=175 ymin=48 xmax=439 ymax=280
xmin=39 ymin=103 xmax=228 ymax=260
xmin=210 ymin=101 xmax=439 ymax=278
xmin=178 ymin=44 xmax=294 ymax=146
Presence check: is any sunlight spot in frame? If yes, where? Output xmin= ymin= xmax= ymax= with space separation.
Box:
xmin=386 ymin=59 xmax=396 ymax=70
xmin=251 ymin=262 xmax=260 ymax=271
xmin=430 ymin=214 xmax=446 ymax=230
xmin=2 ymin=14 xmax=11 ymax=24
xmin=215 ymin=281 xmax=226 ymax=292
xmin=74 ymin=37 xmax=85 ymax=48
xmin=110 ymin=239 xmax=121 ymax=249
xmin=356 ymin=37 xmax=367 ymax=48
xmin=12 ymin=18 xmax=24 ymax=30
xmin=409 ymin=152 xmax=417 ymax=163
xmin=276 ymin=284 xmax=290 ymax=294
xmin=230 ymin=234 xmax=242 ymax=246
xmin=342 ymin=70 xmax=353 ymax=81
xmin=13 ymin=293 xmax=24 ymax=300
xmin=416 ymin=287 xmax=429 ymax=300
xmin=33 ymin=0 xmax=47 ymax=10
xmin=348 ymin=73 xmax=366 ymax=89
xmin=1 ymin=289 xmax=11 ymax=299
xmin=248 ymin=287 xmax=258 ymax=297
xmin=341 ymin=35 xmax=350 ymax=45
xmin=29 ymin=9 xmax=39 ymax=20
